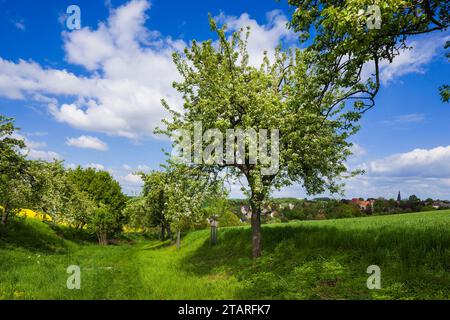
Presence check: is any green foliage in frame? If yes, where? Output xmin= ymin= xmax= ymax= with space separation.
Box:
xmin=123 ymin=197 xmax=148 ymax=230
xmin=217 ymin=210 xmax=242 ymax=227
xmin=203 ymin=196 xmax=242 ymax=227
xmin=126 ymin=165 xmax=224 ymax=243
xmin=439 ymin=84 xmax=449 ymax=102
xmin=0 ymin=116 xmax=32 ymax=224
xmin=88 ymin=204 xmax=119 ymax=245
xmin=63 ymin=188 xmax=97 ymax=229
xmin=67 ymin=167 xmax=126 ymax=214
xmin=325 ymin=201 xmax=362 ymax=219
xmin=163 ymin=163 xmax=224 ymax=232
xmin=0 ymin=116 xmax=126 ymax=241
xmin=163 ymin=18 xmax=360 ymax=196
xmin=203 ymin=196 xmax=243 ymax=227
xmin=27 ymin=160 xmax=69 ymax=220
xmin=138 ymin=170 xmax=170 ymax=232
xmin=67 ymin=166 xmax=127 ymax=230
xmin=372 ymin=197 xmax=439 ymax=215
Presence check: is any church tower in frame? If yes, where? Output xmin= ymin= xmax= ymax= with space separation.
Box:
xmin=397 ymin=191 xmax=401 ymax=202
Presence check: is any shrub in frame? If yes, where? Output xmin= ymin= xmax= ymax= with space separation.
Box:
xmin=88 ymin=204 xmax=119 ymax=245
xmin=218 ymin=210 xmax=242 ymax=227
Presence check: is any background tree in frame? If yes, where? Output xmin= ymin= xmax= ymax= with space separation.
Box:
xmin=123 ymin=196 xmax=148 ymax=231
xmin=0 ymin=116 xmax=32 ymax=225
xmin=203 ymin=195 xmax=241 ymax=227
xmin=67 ymin=167 xmax=127 ymax=230
xmin=27 ymin=160 xmax=69 ymax=221
xmin=63 ymin=188 xmax=97 ymax=230
xmin=88 ymin=203 xmax=117 ymax=245
xmin=161 ymin=19 xmax=363 ymax=258
xmin=140 ymin=171 xmax=173 ymax=240
xmin=163 ymin=163 xmax=221 ymax=249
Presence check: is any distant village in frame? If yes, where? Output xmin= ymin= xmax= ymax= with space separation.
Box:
xmin=229 ymin=192 xmax=450 ymax=222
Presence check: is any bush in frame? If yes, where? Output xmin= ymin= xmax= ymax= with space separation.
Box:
xmin=218 ymin=210 xmax=242 ymax=227
xmin=281 ymin=207 xmax=306 ymax=220
xmin=88 ymin=204 xmax=120 ymax=245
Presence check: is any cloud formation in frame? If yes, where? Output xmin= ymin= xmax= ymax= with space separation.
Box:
xmin=66 ymin=135 xmax=108 ymax=151
xmin=361 ymin=33 xmax=449 ymax=85
xmin=11 ymin=133 xmax=61 ymax=161
xmin=336 ymin=145 xmax=450 ymax=200
xmin=86 ymin=163 xmax=106 ymax=170
xmin=0 ymin=1 xmax=300 ymax=141
xmin=365 ymin=145 xmax=450 ymax=178
xmin=379 ymin=34 xmax=449 ymax=84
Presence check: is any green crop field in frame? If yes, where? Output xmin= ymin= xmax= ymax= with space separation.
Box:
xmin=1 ymin=210 xmax=449 ymax=300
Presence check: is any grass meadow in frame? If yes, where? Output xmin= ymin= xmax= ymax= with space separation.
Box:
xmin=0 ymin=210 xmax=449 ymax=299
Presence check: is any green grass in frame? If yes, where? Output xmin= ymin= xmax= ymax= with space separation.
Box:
xmin=1 ymin=211 xmax=449 ymax=299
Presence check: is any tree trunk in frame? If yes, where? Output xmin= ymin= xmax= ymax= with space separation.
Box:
xmin=1 ymin=213 xmax=8 ymax=225
xmin=1 ymin=206 xmax=9 ymax=225
xmin=250 ymin=196 xmax=262 ymax=259
xmin=176 ymin=229 xmax=181 ymax=249
xmin=98 ymin=231 xmax=108 ymax=246
xmin=160 ymin=224 xmax=166 ymax=241
xmin=166 ymin=223 xmax=173 ymax=240
xmin=210 ymin=226 xmax=216 ymax=245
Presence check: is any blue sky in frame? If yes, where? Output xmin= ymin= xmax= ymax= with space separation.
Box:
xmin=0 ymin=0 xmax=449 ymax=199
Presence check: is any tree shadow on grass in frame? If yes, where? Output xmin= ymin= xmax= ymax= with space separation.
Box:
xmin=140 ymin=239 xmax=173 ymax=251
xmin=50 ymin=224 xmax=97 ymax=245
xmin=0 ymin=218 xmax=68 ymax=254
xmin=180 ymin=223 xmax=450 ymax=299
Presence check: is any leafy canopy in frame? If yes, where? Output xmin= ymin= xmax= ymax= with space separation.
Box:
xmin=161 ymin=18 xmax=362 ymax=201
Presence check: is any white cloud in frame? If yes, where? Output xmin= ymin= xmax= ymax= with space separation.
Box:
xmin=9 ymin=133 xmax=61 ymax=161
xmin=0 ymin=0 xmax=183 ymax=139
xmin=380 ymin=34 xmax=448 ymax=84
xmin=119 ymin=173 xmax=144 ymax=195
xmin=136 ymin=164 xmax=150 ymax=172
xmin=0 ymin=58 xmax=96 ymax=100
xmin=65 ymin=163 xmax=78 ymax=169
xmin=363 ymin=33 xmax=449 ymax=85
xmin=350 ymin=143 xmax=367 ymax=157
xmin=12 ymin=133 xmax=46 ymax=149
xmin=271 ymin=145 xmax=450 ymax=200
xmin=0 ymin=1 xmax=298 ymax=140
xmin=66 ymin=135 xmax=108 ymax=151
xmin=27 ymin=149 xmax=61 ymax=161
xmin=122 ymin=173 xmax=143 ymax=185
xmin=364 ymin=145 xmax=450 ymax=178
xmin=86 ymin=163 xmax=105 ymax=170
xmin=395 ymin=113 xmax=425 ymax=123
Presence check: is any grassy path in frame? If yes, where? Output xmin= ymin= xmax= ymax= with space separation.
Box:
xmin=137 ymin=237 xmax=241 ymax=299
